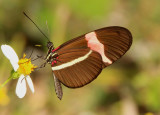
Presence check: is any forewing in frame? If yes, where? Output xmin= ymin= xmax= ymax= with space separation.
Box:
xmin=95 ymin=26 xmax=132 ymax=67
xmin=52 ymin=26 xmax=132 ymax=88
xmin=57 ymin=26 xmax=132 ymax=67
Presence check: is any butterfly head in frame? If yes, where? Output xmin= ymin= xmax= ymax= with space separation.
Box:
xmin=47 ymin=42 xmax=54 ymax=49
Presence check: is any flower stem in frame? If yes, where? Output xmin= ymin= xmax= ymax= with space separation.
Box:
xmin=0 ymin=77 xmax=12 ymax=89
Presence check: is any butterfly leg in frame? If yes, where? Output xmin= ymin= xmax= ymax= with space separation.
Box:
xmin=31 ymin=55 xmax=45 ymax=61
xmin=34 ymin=62 xmax=47 ymax=71
xmin=39 ymin=62 xmax=47 ymax=68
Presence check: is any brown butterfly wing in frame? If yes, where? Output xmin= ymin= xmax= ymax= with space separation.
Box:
xmin=52 ymin=26 xmax=132 ymax=88
xmin=57 ymin=26 xmax=132 ymax=66
xmin=95 ymin=26 xmax=132 ymax=67
xmin=53 ymin=49 xmax=103 ymax=88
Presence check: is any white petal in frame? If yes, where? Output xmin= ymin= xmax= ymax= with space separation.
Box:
xmin=15 ymin=75 xmax=27 ymax=98
xmin=26 ymin=75 xmax=34 ymax=93
xmin=1 ymin=45 xmax=19 ymax=71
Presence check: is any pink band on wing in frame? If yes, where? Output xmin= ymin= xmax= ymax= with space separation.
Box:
xmin=85 ymin=32 xmax=112 ymax=64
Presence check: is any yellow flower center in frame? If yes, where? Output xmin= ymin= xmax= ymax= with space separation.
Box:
xmin=17 ymin=54 xmax=37 ymax=75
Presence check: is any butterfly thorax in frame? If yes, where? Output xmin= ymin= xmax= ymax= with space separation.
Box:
xmin=46 ymin=51 xmax=58 ymax=63
xmin=46 ymin=42 xmax=60 ymax=66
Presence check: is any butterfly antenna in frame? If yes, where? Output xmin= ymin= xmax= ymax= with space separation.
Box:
xmin=23 ymin=12 xmax=50 ymax=42
xmin=46 ymin=20 xmax=50 ymax=35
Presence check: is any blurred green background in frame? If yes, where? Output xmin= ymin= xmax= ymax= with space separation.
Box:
xmin=0 ymin=0 xmax=160 ymax=115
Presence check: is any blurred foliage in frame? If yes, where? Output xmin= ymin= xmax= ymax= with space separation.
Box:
xmin=0 ymin=0 xmax=160 ymax=115
xmin=0 ymin=86 xmax=10 ymax=106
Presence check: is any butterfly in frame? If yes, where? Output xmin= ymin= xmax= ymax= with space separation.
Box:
xmin=45 ymin=26 xmax=132 ymax=100
xmin=23 ymin=12 xmax=132 ymax=100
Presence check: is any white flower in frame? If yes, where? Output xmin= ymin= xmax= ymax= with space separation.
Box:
xmin=1 ymin=45 xmax=36 ymax=98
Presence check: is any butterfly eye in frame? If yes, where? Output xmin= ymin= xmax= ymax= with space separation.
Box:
xmin=47 ymin=42 xmax=53 ymax=49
